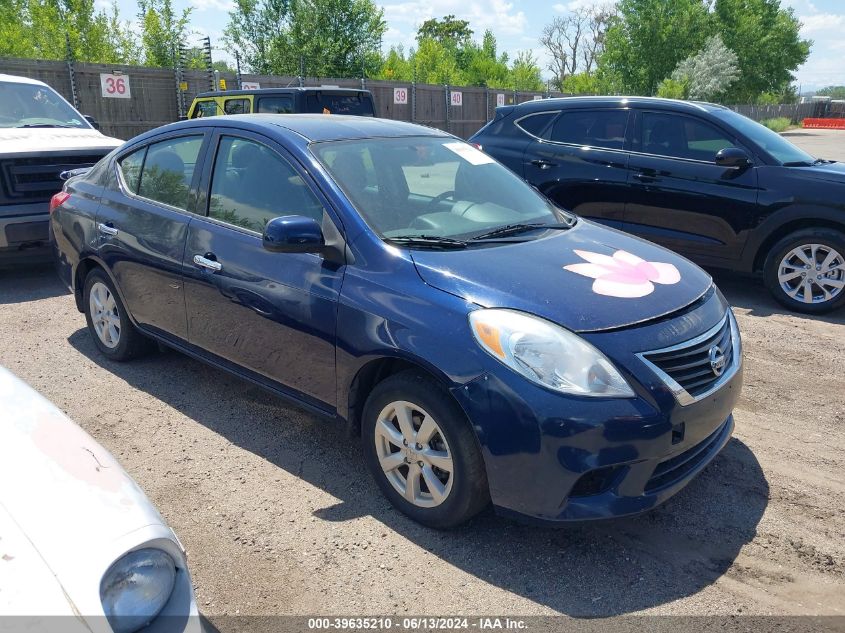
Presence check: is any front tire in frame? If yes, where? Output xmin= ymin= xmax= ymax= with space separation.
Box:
xmin=361 ymin=371 xmax=489 ymax=528
xmin=83 ymin=269 xmax=151 ymax=361
xmin=764 ymin=229 xmax=845 ymax=314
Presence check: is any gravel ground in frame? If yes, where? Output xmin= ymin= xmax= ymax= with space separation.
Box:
xmin=1 ymin=131 xmax=843 ymax=622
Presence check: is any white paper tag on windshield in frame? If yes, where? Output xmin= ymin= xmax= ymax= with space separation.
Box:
xmin=443 ymin=142 xmax=495 ymax=165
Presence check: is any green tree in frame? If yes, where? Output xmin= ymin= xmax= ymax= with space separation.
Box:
xmin=138 ymin=0 xmax=192 ymax=67
xmin=656 ymin=77 xmax=687 ymax=99
xmin=411 ymin=37 xmax=466 ymax=84
xmin=224 ymin=0 xmax=291 ymax=75
xmin=509 ymin=50 xmax=544 ymax=92
xmin=669 ymin=34 xmax=740 ymax=101
xmin=817 ymin=86 xmax=845 ymax=100
xmin=601 ymin=0 xmax=711 ymax=95
xmin=712 ymin=0 xmax=810 ymax=103
xmin=417 ymin=15 xmax=473 ymax=49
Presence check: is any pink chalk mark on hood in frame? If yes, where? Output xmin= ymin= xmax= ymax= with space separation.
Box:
xmin=564 ymin=249 xmax=681 ymax=298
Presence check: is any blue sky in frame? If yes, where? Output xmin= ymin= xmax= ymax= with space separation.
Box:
xmin=105 ymin=0 xmax=844 ymax=90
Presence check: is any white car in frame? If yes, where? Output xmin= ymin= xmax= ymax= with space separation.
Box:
xmin=0 ymin=367 xmax=201 ymax=632
xmin=0 ymin=73 xmax=122 ymax=265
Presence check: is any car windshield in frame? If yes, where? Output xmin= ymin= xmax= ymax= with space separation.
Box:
xmin=713 ymin=110 xmax=815 ymax=165
xmin=0 ymin=81 xmax=88 ymax=129
xmin=312 ymin=136 xmax=567 ymax=242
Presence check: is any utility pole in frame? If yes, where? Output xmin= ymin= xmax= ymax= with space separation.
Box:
xmin=235 ymin=51 xmax=242 ymax=90
xmin=299 ymin=56 xmax=305 ymax=87
xmin=175 ymin=41 xmax=188 ymax=119
xmin=202 ymin=37 xmax=214 ymax=91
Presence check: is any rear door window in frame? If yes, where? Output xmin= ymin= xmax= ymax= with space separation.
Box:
xmin=640 ymin=112 xmax=737 ymax=161
xmin=118 ymin=147 xmax=145 ymax=193
xmin=515 ymin=112 xmax=557 ymax=139
xmin=257 ymin=96 xmax=294 ymax=113
xmin=304 ymin=93 xmax=375 ymax=116
xmin=550 ymin=110 xmax=628 ymax=150
xmin=224 ymin=99 xmax=250 ymax=115
xmin=137 ymin=136 xmax=204 ymax=210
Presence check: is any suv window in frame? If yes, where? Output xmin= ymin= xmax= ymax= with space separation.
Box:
xmin=192 ymin=100 xmax=219 ymax=118
xmin=516 ymin=112 xmax=557 ymax=139
xmin=641 ymin=112 xmax=736 ymax=161
xmin=137 ymin=136 xmax=203 ymax=210
xmin=257 ymin=96 xmax=294 ymax=114
xmin=550 ymin=110 xmax=628 ymax=150
xmin=304 ymin=93 xmax=374 ymax=116
xmin=118 ymin=147 xmax=145 ymax=193
xmin=208 ymin=136 xmax=324 ymax=232
xmin=224 ymin=99 xmax=250 ymax=115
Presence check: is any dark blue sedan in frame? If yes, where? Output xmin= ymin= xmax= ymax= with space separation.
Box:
xmin=51 ymin=115 xmax=743 ymax=528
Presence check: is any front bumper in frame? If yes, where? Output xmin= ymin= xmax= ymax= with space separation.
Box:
xmin=452 ymin=294 xmax=743 ymax=523
xmin=0 ymin=202 xmax=51 ymax=264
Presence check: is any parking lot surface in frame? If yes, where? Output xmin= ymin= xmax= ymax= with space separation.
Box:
xmin=0 ymin=130 xmax=843 ymax=621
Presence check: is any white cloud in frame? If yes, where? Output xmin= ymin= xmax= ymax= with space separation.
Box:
xmin=798 ymin=13 xmax=845 ymax=34
xmin=190 ymin=0 xmax=235 ymax=12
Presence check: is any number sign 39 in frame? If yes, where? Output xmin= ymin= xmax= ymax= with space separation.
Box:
xmin=100 ymin=73 xmax=131 ymax=99
xmin=393 ymin=87 xmax=408 ymax=105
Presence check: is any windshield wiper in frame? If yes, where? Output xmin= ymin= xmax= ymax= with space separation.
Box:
xmin=16 ymin=123 xmax=74 ymax=128
xmin=469 ymin=222 xmax=573 ymax=241
xmin=387 ymin=235 xmax=468 ymax=249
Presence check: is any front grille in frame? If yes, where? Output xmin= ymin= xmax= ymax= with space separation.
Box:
xmin=645 ymin=419 xmax=728 ymax=493
xmin=0 ymin=154 xmax=105 ymax=204
xmin=642 ymin=314 xmax=734 ymax=401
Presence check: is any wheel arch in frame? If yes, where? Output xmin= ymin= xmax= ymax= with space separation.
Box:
xmin=344 ymin=354 xmax=461 ymax=437
xmin=743 ymin=205 xmax=845 ymax=273
xmin=73 ymin=256 xmax=134 ymax=325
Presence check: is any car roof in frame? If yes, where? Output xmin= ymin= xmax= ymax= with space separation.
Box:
xmin=0 ymin=73 xmax=48 ymax=87
xmin=137 ymin=114 xmax=450 ymax=143
xmin=511 ymin=95 xmax=729 ymax=114
xmin=196 ymin=87 xmax=372 ymax=98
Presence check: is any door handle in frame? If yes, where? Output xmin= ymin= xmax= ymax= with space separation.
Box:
xmin=97 ymin=222 xmax=118 ymax=237
xmin=634 ymin=172 xmax=658 ymax=183
xmin=193 ymin=254 xmax=222 ymax=272
xmin=531 ymin=159 xmax=556 ymax=170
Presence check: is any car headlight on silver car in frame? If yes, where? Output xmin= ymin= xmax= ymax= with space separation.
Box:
xmin=469 ymin=309 xmax=635 ymax=397
xmin=100 ymin=548 xmax=177 ymax=633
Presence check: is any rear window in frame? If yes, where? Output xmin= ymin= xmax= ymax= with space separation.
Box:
xmin=515 ymin=112 xmax=557 ymax=139
xmin=224 ymin=99 xmax=250 ymax=115
xmin=304 ymin=93 xmax=374 ymax=116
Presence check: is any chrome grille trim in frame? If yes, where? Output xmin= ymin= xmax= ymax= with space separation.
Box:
xmin=637 ymin=310 xmax=742 ymax=407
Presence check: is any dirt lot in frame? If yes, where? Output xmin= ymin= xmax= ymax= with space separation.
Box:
xmin=1 ymin=130 xmax=843 ymax=622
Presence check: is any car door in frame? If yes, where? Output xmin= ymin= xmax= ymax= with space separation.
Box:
xmin=96 ymin=131 xmax=209 ymax=341
xmin=623 ymin=110 xmax=759 ymax=264
xmin=522 ymin=108 xmax=631 ymax=229
xmin=182 ymin=129 xmax=344 ymax=410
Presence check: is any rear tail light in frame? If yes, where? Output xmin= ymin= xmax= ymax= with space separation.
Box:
xmin=49 ymin=191 xmax=70 ymax=214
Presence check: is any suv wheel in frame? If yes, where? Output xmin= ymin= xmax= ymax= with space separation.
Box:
xmin=361 ymin=371 xmax=489 ymax=528
xmin=83 ymin=269 xmax=152 ymax=360
xmin=764 ymin=229 xmax=845 ymax=314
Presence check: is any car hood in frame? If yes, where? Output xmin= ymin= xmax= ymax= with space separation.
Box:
xmin=410 ymin=220 xmax=713 ymax=332
xmin=790 ymin=161 xmax=845 ymax=182
xmin=0 ymin=127 xmax=122 ymax=154
xmin=0 ymin=367 xmax=170 ymax=612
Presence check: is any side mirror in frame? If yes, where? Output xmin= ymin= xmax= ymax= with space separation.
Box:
xmin=715 ymin=147 xmax=752 ymax=169
xmin=263 ymin=215 xmax=325 ymax=253
xmin=83 ymin=115 xmax=100 ymax=130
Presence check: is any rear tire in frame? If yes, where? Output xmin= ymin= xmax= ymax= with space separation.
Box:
xmin=83 ymin=269 xmax=152 ymax=361
xmin=361 ymin=371 xmax=489 ymax=529
xmin=764 ymin=229 xmax=845 ymax=314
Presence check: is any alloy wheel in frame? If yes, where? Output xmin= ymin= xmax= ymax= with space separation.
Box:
xmin=778 ymin=243 xmax=844 ymax=304
xmin=89 ymin=281 xmax=121 ymax=349
xmin=374 ymin=400 xmax=454 ymax=508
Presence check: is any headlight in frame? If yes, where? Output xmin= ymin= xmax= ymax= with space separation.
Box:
xmin=100 ymin=548 xmax=177 ymax=633
xmin=469 ymin=309 xmax=635 ymax=397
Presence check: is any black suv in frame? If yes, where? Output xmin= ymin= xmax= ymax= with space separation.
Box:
xmin=471 ymin=96 xmax=845 ymax=313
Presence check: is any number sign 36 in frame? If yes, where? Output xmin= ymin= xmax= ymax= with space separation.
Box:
xmin=100 ymin=73 xmax=131 ymax=99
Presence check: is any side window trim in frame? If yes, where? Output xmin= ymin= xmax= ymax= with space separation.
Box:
xmin=196 ymin=128 xmax=346 ymax=239
xmin=111 ymin=130 xmax=211 ymax=215
xmin=629 ymin=110 xmax=758 ymax=165
xmin=540 ymin=108 xmax=632 ymax=153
